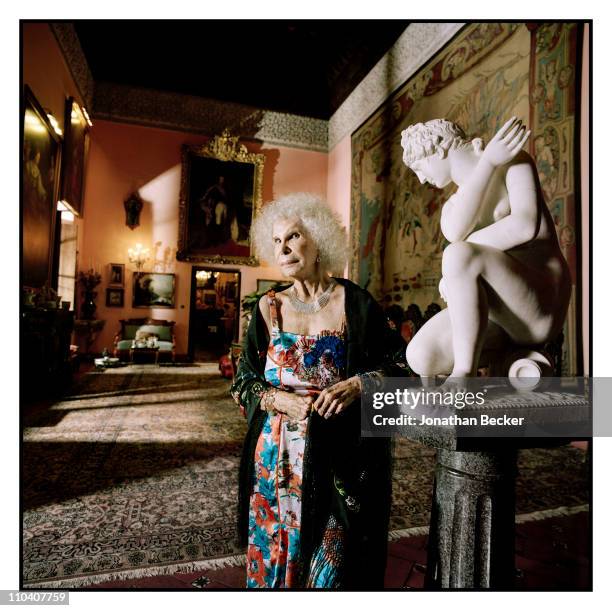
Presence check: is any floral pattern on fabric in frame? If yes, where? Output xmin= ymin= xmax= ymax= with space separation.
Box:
xmin=285 ymin=333 xmax=346 ymax=388
xmin=246 ymin=293 xmax=347 ymax=588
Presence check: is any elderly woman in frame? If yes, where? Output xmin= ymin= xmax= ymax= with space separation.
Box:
xmin=230 ymin=193 xmax=406 ymax=589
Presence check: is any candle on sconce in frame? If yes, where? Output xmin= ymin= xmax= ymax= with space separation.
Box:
xmin=128 ymin=242 xmax=150 ymax=271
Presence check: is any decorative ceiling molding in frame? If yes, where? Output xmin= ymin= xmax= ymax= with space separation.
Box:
xmin=49 ymin=23 xmax=95 ymax=109
xmin=92 ymin=82 xmax=328 ymax=152
xmin=49 ymin=23 xmax=327 ymax=151
xmin=328 ymin=22 xmax=466 ymax=150
xmin=252 ymin=111 xmax=328 ymax=152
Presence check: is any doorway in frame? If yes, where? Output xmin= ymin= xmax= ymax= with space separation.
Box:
xmin=188 ymin=267 xmax=241 ymax=362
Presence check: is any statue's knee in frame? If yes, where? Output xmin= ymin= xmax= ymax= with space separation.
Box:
xmin=442 ymin=241 xmax=479 ymax=278
xmin=406 ymin=340 xmax=438 ymax=376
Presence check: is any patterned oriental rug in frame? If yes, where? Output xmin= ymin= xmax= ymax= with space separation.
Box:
xmin=22 ymin=365 xmax=589 ymax=588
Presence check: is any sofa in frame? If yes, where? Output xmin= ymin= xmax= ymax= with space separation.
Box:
xmin=113 ymin=318 xmax=176 ymax=362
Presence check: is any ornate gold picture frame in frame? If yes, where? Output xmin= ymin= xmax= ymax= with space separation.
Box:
xmin=60 ymin=97 xmax=90 ymax=216
xmin=177 ymin=130 xmax=265 ymax=265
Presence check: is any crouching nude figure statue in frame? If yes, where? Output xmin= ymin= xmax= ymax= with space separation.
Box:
xmin=400 ymin=117 xmax=571 ymax=379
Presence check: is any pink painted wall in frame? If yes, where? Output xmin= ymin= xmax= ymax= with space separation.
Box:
xmin=22 ymin=24 xmax=85 ymax=132
xmin=326 ymin=135 xmax=352 ymax=230
xmin=327 ymin=135 xmax=352 ymax=278
xmin=327 ymin=135 xmax=352 ymax=277
xmin=81 ymin=120 xmax=328 ymax=354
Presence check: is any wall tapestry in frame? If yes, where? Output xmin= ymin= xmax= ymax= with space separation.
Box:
xmin=350 ymin=23 xmax=582 ymax=375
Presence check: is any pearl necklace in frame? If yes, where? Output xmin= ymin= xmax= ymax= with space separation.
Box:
xmin=288 ymin=279 xmax=337 ymax=315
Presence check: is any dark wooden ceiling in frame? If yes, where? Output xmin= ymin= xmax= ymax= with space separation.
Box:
xmin=74 ymin=20 xmax=409 ymax=120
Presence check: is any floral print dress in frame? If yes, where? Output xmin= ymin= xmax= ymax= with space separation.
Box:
xmin=246 ymin=292 xmax=347 ymax=588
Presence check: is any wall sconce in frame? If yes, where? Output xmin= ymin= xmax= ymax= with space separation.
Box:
xmin=128 ymin=243 xmax=150 ymax=271
xmin=124 ymin=192 xmax=144 ymax=230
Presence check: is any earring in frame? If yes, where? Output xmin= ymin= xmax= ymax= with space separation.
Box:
xmin=316 ymin=254 xmax=321 ymax=263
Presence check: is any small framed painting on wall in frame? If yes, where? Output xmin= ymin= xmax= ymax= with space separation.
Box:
xmin=133 ymin=272 xmax=176 ymax=308
xmin=108 ymin=263 xmax=125 ymax=287
xmin=106 ymin=288 xmax=124 ymax=307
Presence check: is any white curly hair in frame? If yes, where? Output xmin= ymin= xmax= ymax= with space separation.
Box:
xmin=400 ymin=119 xmax=478 ymax=166
xmin=251 ymin=192 xmax=348 ymax=276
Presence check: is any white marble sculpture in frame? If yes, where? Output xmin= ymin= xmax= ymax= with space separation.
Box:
xmin=400 ymin=117 xmax=571 ymax=378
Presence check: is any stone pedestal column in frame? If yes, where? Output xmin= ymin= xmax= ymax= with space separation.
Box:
xmin=425 ymin=449 xmax=517 ymax=589
xmin=367 ymin=376 xmax=590 ymax=589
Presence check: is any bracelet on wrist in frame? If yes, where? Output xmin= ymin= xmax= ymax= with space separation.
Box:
xmin=357 ymin=370 xmax=384 ymax=392
xmin=260 ymin=388 xmax=277 ymax=413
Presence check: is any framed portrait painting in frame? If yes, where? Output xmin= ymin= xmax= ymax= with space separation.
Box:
xmin=108 ymin=263 xmax=125 ymax=287
xmin=132 ymin=272 xmax=176 ymax=308
xmin=177 ymin=129 xmax=265 ymax=265
xmin=22 ymin=85 xmax=62 ymax=289
xmin=60 ymin=97 xmax=90 ymax=216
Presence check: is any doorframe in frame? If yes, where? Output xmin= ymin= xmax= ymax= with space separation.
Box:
xmin=187 ymin=265 xmax=241 ymax=361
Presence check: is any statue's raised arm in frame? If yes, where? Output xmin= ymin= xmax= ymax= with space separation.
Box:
xmin=400 ymin=118 xmax=570 ymax=379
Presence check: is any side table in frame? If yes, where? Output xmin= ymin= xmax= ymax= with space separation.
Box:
xmin=130 ymin=347 xmax=160 ymax=364
xmin=73 ymin=319 xmax=106 ymax=358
